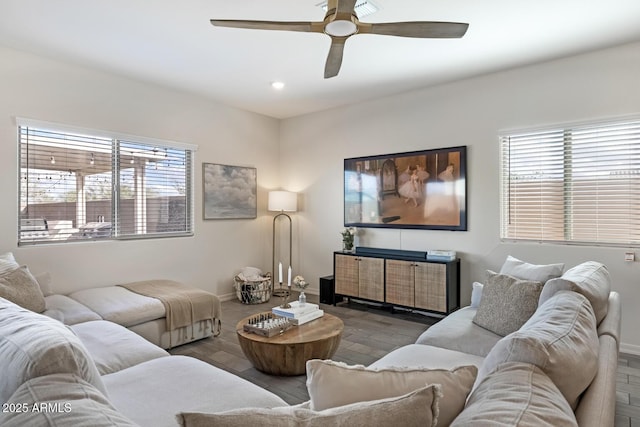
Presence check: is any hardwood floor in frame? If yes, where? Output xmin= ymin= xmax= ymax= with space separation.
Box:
xmin=169 ymin=294 xmax=640 ymax=425
xmin=617 ymin=353 xmax=640 ymax=426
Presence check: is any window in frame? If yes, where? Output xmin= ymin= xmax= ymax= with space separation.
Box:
xmin=500 ymin=117 xmax=640 ymax=246
xmin=18 ymin=119 xmax=196 ymax=245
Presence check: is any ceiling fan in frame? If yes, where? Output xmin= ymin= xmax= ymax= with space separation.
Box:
xmin=210 ymin=0 xmax=469 ymax=79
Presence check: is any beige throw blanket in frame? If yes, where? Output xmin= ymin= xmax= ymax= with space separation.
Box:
xmin=119 ymin=280 xmax=221 ymax=338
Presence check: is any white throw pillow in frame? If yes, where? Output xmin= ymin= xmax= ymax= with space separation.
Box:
xmin=0 ymin=252 xmax=19 ymax=275
xmin=306 ymin=359 xmax=477 ymax=426
xmin=453 ymin=362 xmax=578 ymax=427
xmin=500 ymin=255 xmax=564 ymax=282
xmin=538 ymin=261 xmax=611 ymax=325
xmin=470 ymin=282 xmax=483 ymax=308
xmin=476 ymin=290 xmax=599 ymax=410
xmin=0 ymin=297 xmax=108 ymax=403
xmin=33 ymin=271 xmax=54 ymax=296
xmin=177 ymin=385 xmax=441 ymax=427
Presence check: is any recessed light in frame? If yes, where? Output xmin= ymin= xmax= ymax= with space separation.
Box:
xmin=271 ymin=81 xmax=285 ymax=90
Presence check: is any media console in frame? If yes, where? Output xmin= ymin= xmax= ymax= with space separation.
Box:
xmin=333 ymin=247 xmax=460 ymax=315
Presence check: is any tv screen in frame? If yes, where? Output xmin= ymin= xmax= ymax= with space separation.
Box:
xmin=344 ymin=145 xmax=467 ymax=231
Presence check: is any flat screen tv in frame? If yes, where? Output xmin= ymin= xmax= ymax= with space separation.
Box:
xmin=344 ymin=145 xmax=467 ymax=231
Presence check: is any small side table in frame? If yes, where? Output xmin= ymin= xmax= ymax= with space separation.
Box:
xmin=236 ymin=312 xmax=344 ymax=376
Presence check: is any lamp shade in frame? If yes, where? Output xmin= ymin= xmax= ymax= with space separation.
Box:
xmin=268 ymin=191 xmax=297 ymax=212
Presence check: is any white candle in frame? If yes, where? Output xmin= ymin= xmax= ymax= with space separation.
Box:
xmin=287 ymin=266 xmax=292 ymax=287
xmin=278 ymin=262 xmax=283 ymax=283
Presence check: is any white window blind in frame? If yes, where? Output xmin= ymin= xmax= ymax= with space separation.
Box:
xmin=501 ymin=117 xmax=640 ymax=246
xmin=18 ymin=122 xmax=194 ymax=245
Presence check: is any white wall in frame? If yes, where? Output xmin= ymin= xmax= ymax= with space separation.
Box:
xmin=279 ymin=41 xmax=640 ymax=353
xmin=2 ymin=41 xmax=640 ymax=351
xmin=0 ymin=46 xmax=281 ymax=298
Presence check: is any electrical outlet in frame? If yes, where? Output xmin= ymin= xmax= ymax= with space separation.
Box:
xmin=625 ymin=252 xmax=635 ymax=262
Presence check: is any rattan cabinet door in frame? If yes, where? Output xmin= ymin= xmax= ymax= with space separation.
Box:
xmin=414 ymin=262 xmax=447 ymax=312
xmin=385 ymin=259 xmax=414 ymax=307
xmin=335 ymin=254 xmax=359 ymax=297
xmin=358 ymin=257 xmax=384 ymax=302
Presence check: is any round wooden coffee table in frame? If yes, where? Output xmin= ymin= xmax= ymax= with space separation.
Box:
xmin=236 ymin=312 xmax=344 ymax=376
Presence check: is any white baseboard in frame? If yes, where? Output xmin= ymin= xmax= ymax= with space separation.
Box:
xmin=620 ymin=342 xmax=640 ymax=356
xmin=219 ymin=292 xmax=236 ymax=302
xmin=219 ymin=289 xmax=319 ymax=304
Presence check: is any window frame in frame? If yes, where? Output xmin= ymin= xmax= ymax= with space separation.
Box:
xmin=499 ymin=115 xmax=640 ymax=248
xmin=17 ymin=118 xmax=197 ymax=245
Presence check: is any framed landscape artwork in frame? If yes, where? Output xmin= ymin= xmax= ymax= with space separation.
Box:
xmin=203 ymin=163 xmax=257 ymax=220
xmin=344 ymin=146 xmax=467 ymax=231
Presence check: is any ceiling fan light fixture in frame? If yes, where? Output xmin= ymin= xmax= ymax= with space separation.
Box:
xmin=317 ymin=0 xmax=379 ymax=18
xmin=211 ymin=1 xmax=466 ymax=79
xmin=325 ymin=20 xmax=358 ymax=37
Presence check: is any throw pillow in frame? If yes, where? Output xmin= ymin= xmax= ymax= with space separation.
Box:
xmin=500 ymin=255 xmax=564 ymax=282
xmin=0 ymin=252 xmax=19 ymax=275
xmin=452 ymin=362 xmax=578 ymax=427
xmin=0 ymin=265 xmax=46 ymax=312
xmin=33 ymin=271 xmax=54 ymax=296
xmin=538 ymin=261 xmax=611 ymax=325
xmin=470 ymin=281 xmax=483 ymax=308
xmin=0 ymin=297 xmax=108 ymax=404
xmin=472 ymin=272 xmax=543 ymax=336
xmin=176 ymin=385 xmax=441 ymax=427
xmin=305 ymin=359 xmax=477 ymax=426
xmin=476 ymin=290 xmax=599 ymax=410
xmin=0 ymin=374 xmax=138 ymax=427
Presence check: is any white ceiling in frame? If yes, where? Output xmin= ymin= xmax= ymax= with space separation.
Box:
xmin=2 ymin=0 xmax=640 ymax=119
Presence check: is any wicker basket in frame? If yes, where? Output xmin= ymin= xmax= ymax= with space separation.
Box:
xmin=234 ymin=273 xmax=272 ymax=304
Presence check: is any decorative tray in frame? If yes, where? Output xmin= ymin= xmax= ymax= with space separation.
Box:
xmin=243 ymin=312 xmax=293 ymax=337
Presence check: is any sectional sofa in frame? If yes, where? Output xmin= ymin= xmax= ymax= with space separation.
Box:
xmin=0 ymin=296 xmax=287 ymax=426
xmin=371 ymin=259 xmax=620 ymax=426
xmin=181 ymin=258 xmax=619 ymax=426
xmin=0 ymin=255 xmax=621 ymax=426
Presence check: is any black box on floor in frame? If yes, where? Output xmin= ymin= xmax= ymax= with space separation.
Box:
xmin=320 ymin=275 xmax=340 ymax=304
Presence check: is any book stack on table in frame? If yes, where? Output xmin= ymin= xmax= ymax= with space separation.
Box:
xmin=272 ymin=301 xmax=324 ymax=326
xmin=426 ymin=250 xmax=457 ymax=262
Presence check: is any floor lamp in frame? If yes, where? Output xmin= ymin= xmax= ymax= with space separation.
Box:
xmin=268 ymin=190 xmax=297 ymax=297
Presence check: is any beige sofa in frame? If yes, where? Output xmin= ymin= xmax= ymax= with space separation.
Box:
xmin=0 ymin=296 xmax=286 ymax=427
xmin=371 ymin=260 xmax=621 ymax=426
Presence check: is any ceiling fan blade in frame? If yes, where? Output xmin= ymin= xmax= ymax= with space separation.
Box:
xmin=365 ymin=21 xmax=469 ymax=38
xmin=324 ymin=37 xmax=347 ymax=79
xmin=336 ymin=0 xmax=358 ymax=16
xmin=211 ymin=19 xmax=319 ymax=33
